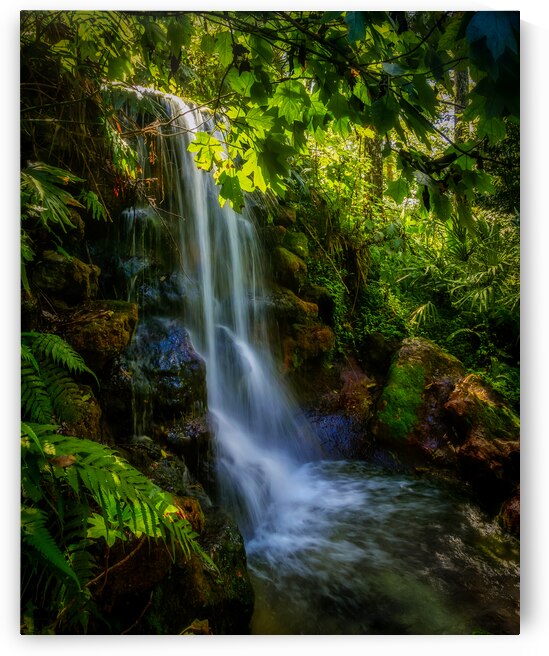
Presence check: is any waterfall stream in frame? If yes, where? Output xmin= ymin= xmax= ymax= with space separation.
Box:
xmin=114 ymin=89 xmax=519 ymax=634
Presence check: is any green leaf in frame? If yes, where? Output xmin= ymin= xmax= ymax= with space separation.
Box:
xmin=245 ymin=106 xmax=275 ymax=137
xmin=271 ymin=80 xmax=310 ymax=124
xmin=226 ymin=69 xmax=255 ymax=96
xmin=382 ymin=62 xmax=406 ymax=76
xmin=370 ymin=95 xmax=400 ymax=134
xmin=386 ymin=177 xmax=410 ymax=204
xmin=345 ymin=11 xmax=366 ymax=42
xmin=466 ymin=11 xmax=518 ymax=61
xmin=215 ymin=31 xmax=233 ymax=67
xmin=167 ymin=16 xmax=192 ymax=56
xmin=477 ymin=116 xmax=506 ymax=144
xmin=327 ymin=92 xmax=349 ymax=120
xmin=217 ymin=169 xmax=244 ymax=211
xmin=187 ymin=132 xmax=224 ymax=170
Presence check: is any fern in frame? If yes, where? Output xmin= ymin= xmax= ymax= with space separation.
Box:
xmin=21 ymin=506 xmax=81 ymax=587
xmin=23 ymin=332 xmax=98 ymax=384
xmin=79 ymin=190 xmax=108 ymax=222
xmin=21 ymin=332 xmax=99 ymax=424
xmin=21 ymin=332 xmax=214 ymax=633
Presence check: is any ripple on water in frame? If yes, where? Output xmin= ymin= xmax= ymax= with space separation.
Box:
xmin=247 ymin=461 xmax=519 ymax=635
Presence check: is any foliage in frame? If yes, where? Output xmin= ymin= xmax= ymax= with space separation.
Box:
xmin=376 ymin=363 xmax=426 ymax=440
xmin=20 ymin=162 xmax=108 ymax=292
xmin=21 ymin=10 xmax=518 ymax=216
xmin=20 ymin=333 xmax=211 ymax=634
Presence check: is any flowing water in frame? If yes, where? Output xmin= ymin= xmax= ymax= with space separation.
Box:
xmin=116 ymin=89 xmax=519 ymax=635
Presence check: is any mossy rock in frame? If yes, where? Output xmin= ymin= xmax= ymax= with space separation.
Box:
xmin=375 ymin=361 xmax=426 ymax=442
xmin=63 ymin=300 xmax=138 ymax=370
xmin=271 ymin=246 xmax=307 ymax=292
xmin=282 ymin=230 xmax=309 ymax=259
xmin=32 ymin=250 xmax=100 ymax=306
xmin=373 ymin=337 xmax=466 ymax=449
xmin=266 ymin=283 xmax=318 ymax=325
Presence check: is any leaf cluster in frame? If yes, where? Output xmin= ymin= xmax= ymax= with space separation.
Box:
xmin=20 ymin=332 xmax=211 ymax=633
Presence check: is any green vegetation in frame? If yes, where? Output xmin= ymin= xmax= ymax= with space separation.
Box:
xmin=20 ymin=334 xmax=209 ymax=633
xmin=376 ymin=363 xmax=426 ymax=441
xmin=20 ymin=9 xmax=519 ymax=633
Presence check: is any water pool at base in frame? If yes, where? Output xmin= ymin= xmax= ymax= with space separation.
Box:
xmin=246 ymin=461 xmax=519 ymax=635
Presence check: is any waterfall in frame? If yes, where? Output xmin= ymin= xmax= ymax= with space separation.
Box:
xmin=122 ymin=89 xmax=319 ymax=537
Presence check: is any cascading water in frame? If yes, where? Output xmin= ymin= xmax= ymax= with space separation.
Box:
xmin=122 ymin=89 xmax=320 ymax=537
xmin=113 ymin=88 xmax=519 ymax=635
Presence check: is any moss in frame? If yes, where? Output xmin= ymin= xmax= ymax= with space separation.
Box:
xmin=282 ymin=230 xmax=309 ymax=259
xmin=376 ymin=362 xmax=426 ymax=441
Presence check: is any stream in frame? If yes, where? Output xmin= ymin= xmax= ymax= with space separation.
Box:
xmin=114 ymin=88 xmax=519 ymax=635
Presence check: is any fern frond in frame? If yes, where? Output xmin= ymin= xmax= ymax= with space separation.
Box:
xmin=22 ymin=332 xmax=98 ymax=384
xmin=21 ymin=505 xmax=81 ymax=588
xmin=40 ymin=362 xmax=83 ymax=423
xmin=21 ymin=366 xmax=54 ymax=423
xmin=79 ymin=190 xmax=108 ymax=222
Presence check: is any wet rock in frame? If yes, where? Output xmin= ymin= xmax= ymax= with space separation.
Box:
xmin=274 ymin=205 xmax=296 ymax=227
xmin=32 ymin=250 xmax=100 ymax=306
xmin=63 ymin=300 xmax=138 ymax=371
xmin=126 ymin=506 xmax=254 ymax=635
xmin=127 ymin=318 xmax=207 ymax=420
xmin=282 ymin=230 xmax=309 ymax=259
xmin=358 ymin=331 xmax=401 ymax=377
xmin=265 ymin=284 xmax=318 ymax=325
xmin=271 ymin=246 xmax=307 ymax=293
xmin=60 ymin=384 xmax=102 ymax=441
xmin=372 ymin=337 xmax=465 ymax=461
xmin=445 ymin=374 xmax=520 ymax=508
xmin=282 ymin=324 xmax=335 ymax=373
xmin=498 ymin=490 xmax=520 ymax=537
xmin=261 ymin=224 xmax=287 ymax=249
xmin=301 ymin=283 xmax=335 ymax=326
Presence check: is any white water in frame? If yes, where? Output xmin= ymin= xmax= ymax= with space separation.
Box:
xmin=119 ymin=89 xmax=519 ymax=634
xmin=133 ymin=90 xmax=319 ymax=536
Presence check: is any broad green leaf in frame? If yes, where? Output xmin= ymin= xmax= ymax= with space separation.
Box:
xmin=327 ymin=92 xmax=349 ymax=120
xmin=167 ymin=16 xmax=192 ymax=56
xmin=215 ymin=31 xmax=233 ymax=67
xmin=271 ymin=80 xmax=310 ymax=124
xmin=370 ymin=95 xmax=400 ymax=134
xmin=477 ymin=116 xmax=507 ymax=144
xmin=345 ymin=11 xmax=366 ymax=42
xmin=382 ymin=62 xmax=406 ymax=76
xmin=250 ymin=35 xmax=273 ymax=64
xmin=386 ymin=177 xmax=410 ymax=204
xmin=217 ymin=169 xmax=244 ymax=210
xmin=466 ymin=11 xmax=518 ymax=61
xmin=187 ymin=132 xmax=224 ymax=170
xmin=226 ymin=69 xmax=255 ymax=96
xmin=245 ymin=106 xmax=275 ymax=136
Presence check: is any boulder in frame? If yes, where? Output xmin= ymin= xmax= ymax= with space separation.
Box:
xmin=89 ymin=503 xmax=254 ymax=635
xmin=445 ymin=374 xmax=520 ymax=508
xmin=372 ymin=337 xmax=466 ymax=459
xmin=282 ymin=324 xmax=335 ymax=373
xmin=63 ymin=300 xmax=138 ymax=371
xmin=274 ymin=205 xmax=296 ymax=227
xmin=32 ymin=250 xmax=100 ymax=306
xmin=265 ymin=284 xmax=318 ymax=325
xmin=282 ymin=230 xmax=309 ymax=259
xmin=271 ymin=246 xmax=307 ymax=293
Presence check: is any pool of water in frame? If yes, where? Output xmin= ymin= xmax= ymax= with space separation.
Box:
xmin=246 ymin=460 xmax=519 ymax=635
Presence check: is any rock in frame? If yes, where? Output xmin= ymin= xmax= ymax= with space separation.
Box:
xmin=274 ymin=205 xmax=296 ymax=227
xmin=129 ymin=317 xmax=207 ymax=419
xmin=265 ymin=284 xmax=318 ymax=325
xmin=32 ymin=250 xmax=100 ymax=306
xmin=372 ymin=337 xmax=465 ymax=458
xmin=497 ymin=490 xmax=520 ymax=537
xmin=60 ymin=384 xmax=102 ymax=441
xmin=261 ymin=224 xmax=287 ymax=249
xmin=271 ymin=246 xmax=307 ymax=293
xmin=445 ymin=374 xmax=520 ymax=508
xmin=282 ymin=230 xmax=309 ymax=259
xmin=137 ymin=506 xmax=254 ymax=634
xmin=358 ymin=331 xmax=401 ymax=376
xmin=63 ymin=300 xmax=138 ymax=370
xmin=282 ymin=324 xmax=335 ymax=373
xmin=301 ymin=283 xmax=335 ymax=326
